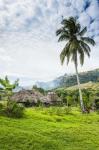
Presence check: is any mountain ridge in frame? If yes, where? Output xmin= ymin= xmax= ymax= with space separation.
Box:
xmin=36 ymin=68 xmax=99 ymax=90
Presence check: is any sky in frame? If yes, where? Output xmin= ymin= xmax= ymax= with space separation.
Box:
xmin=0 ymin=0 xmax=99 ymax=86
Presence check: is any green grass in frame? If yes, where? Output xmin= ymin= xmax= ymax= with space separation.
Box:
xmin=0 ymin=107 xmax=99 ymax=150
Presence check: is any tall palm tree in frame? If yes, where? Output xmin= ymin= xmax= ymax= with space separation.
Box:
xmin=56 ymin=17 xmax=95 ymax=112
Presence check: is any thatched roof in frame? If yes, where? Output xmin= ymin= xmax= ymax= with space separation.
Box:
xmin=11 ymin=89 xmax=61 ymax=105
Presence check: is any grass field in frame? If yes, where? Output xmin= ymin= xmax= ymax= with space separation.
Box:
xmin=0 ymin=107 xmax=99 ymax=150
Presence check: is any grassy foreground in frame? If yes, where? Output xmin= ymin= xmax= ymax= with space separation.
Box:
xmin=0 ymin=107 xmax=99 ymax=150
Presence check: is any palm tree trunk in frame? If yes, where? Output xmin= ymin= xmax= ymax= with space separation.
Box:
xmin=75 ymin=63 xmax=85 ymax=113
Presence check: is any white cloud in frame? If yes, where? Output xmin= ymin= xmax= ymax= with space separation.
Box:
xmin=90 ymin=20 xmax=99 ymax=31
xmin=79 ymin=12 xmax=91 ymax=27
xmin=0 ymin=0 xmax=98 ymax=85
xmin=87 ymin=0 xmax=99 ymax=19
xmin=0 ymin=47 xmax=13 ymax=63
xmin=71 ymin=0 xmax=86 ymax=12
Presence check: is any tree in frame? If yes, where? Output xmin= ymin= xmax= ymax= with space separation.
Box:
xmin=56 ymin=17 xmax=95 ymax=112
xmin=32 ymin=85 xmax=45 ymax=95
xmin=0 ymin=76 xmax=19 ymax=101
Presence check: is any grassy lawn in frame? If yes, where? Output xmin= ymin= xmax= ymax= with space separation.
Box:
xmin=0 ymin=107 xmax=99 ymax=150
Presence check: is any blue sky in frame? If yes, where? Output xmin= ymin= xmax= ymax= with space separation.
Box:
xmin=0 ymin=0 xmax=99 ymax=85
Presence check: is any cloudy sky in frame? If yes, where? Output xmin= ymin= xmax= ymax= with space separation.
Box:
xmin=0 ymin=0 xmax=99 ymax=85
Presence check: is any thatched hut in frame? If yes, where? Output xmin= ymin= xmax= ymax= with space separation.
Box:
xmin=11 ymin=90 xmax=61 ymax=106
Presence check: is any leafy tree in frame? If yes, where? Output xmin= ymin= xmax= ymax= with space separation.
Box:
xmin=0 ymin=76 xmax=19 ymax=101
xmin=66 ymin=95 xmax=72 ymax=107
xmin=82 ymin=90 xmax=94 ymax=113
xmin=56 ymin=17 xmax=95 ymax=112
xmin=32 ymin=85 xmax=45 ymax=95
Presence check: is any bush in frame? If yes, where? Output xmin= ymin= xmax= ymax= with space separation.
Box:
xmin=0 ymin=103 xmax=4 ymax=114
xmin=32 ymin=85 xmax=45 ymax=95
xmin=5 ymin=101 xmax=25 ymax=118
xmin=95 ymin=100 xmax=99 ymax=110
xmin=0 ymin=103 xmax=3 ymax=109
xmin=96 ymin=110 xmax=99 ymax=114
xmin=36 ymin=100 xmax=43 ymax=107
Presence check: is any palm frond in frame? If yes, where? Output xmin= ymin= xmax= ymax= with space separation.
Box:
xmin=80 ymin=51 xmax=84 ymax=66
xmin=80 ymin=41 xmax=91 ymax=52
xmin=78 ymin=46 xmax=84 ymax=65
xmin=71 ymin=52 xmax=77 ymax=65
xmin=60 ymin=42 xmax=70 ymax=65
xmin=81 ymin=37 xmax=95 ymax=46
xmin=13 ymin=79 xmax=19 ymax=89
xmin=75 ymin=23 xmax=81 ymax=33
xmin=78 ymin=27 xmax=87 ymax=36
xmin=58 ymin=33 xmax=69 ymax=42
xmin=69 ymin=39 xmax=79 ymax=52
xmin=0 ymin=78 xmax=7 ymax=88
xmin=0 ymin=87 xmax=4 ymax=91
xmin=5 ymin=76 xmax=10 ymax=85
xmin=61 ymin=19 xmax=69 ymax=25
xmin=0 ymin=77 xmax=19 ymax=91
xmin=60 ymin=51 xmax=66 ymax=65
xmin=80 ymin=41 xmax=91 ymax=57
xmin=56 ymin=28 xmax=64 ymax=36
xmin=61 ymin=18 xmax=76 ymax=34
xmin=66 ymin=50 xmax=71 ymax=65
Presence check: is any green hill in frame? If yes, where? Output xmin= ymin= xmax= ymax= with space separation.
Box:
xmin=57 ymin=81 xmax=99 ymax=91
xmin=57 ymin=68 xmax=99 ymax=88
xmin=67 ymin=82 xmax=99 ymax=91
xmin=37 ymin=68 xmax=99 ymax=90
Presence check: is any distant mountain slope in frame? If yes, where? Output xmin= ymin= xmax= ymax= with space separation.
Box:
xmin=36 ymin=68 xmax=99 ymax=90
xmin=57 ymin=82 xmax=99 ymax=91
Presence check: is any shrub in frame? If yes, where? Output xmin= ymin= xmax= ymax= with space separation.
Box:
xmin=24 ymin=100 xmax=33 ymax=107
xmin=32 ymin=85 xmax=45 ymax=95
xmin=5 ymin=101 xmax=25 ymax=118
xmin=0 ymin=103 xmax=3 ymax=109
xmin=36 ymin=100 xmax=43 ymax=107
xmin=0 ymin=103 xmax=4 ymax=114
xmin=95 ymin=100 xmax=99 ymax=110
xmin=96 ymin=110 xmax=99 ymax=114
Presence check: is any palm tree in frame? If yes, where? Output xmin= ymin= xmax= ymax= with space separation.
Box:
xmin=56 ymin=17 xmax=95 ymax=112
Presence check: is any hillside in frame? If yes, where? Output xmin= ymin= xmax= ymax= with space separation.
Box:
xmin=57 ymin=82 xmax=99 ymax=91
xmin=67 ymin=82 xmax=99 ymax=91
xmin=36 ymin=68 xmax=99 ymax=90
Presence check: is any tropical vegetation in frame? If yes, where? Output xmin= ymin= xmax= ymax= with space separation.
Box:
xmin=0 ymin=76 xmax=19 ymax=101
xmin=56 ymin=17 xmax=95 ymax=112
xmin=0 ymin=76 xmax=24 ymax=118
xmin=0 ymin=16 xmax=98 ymax=150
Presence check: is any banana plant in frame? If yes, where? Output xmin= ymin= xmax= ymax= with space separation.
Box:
xmin=0 ymin=76 xmax=19 ymax=101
